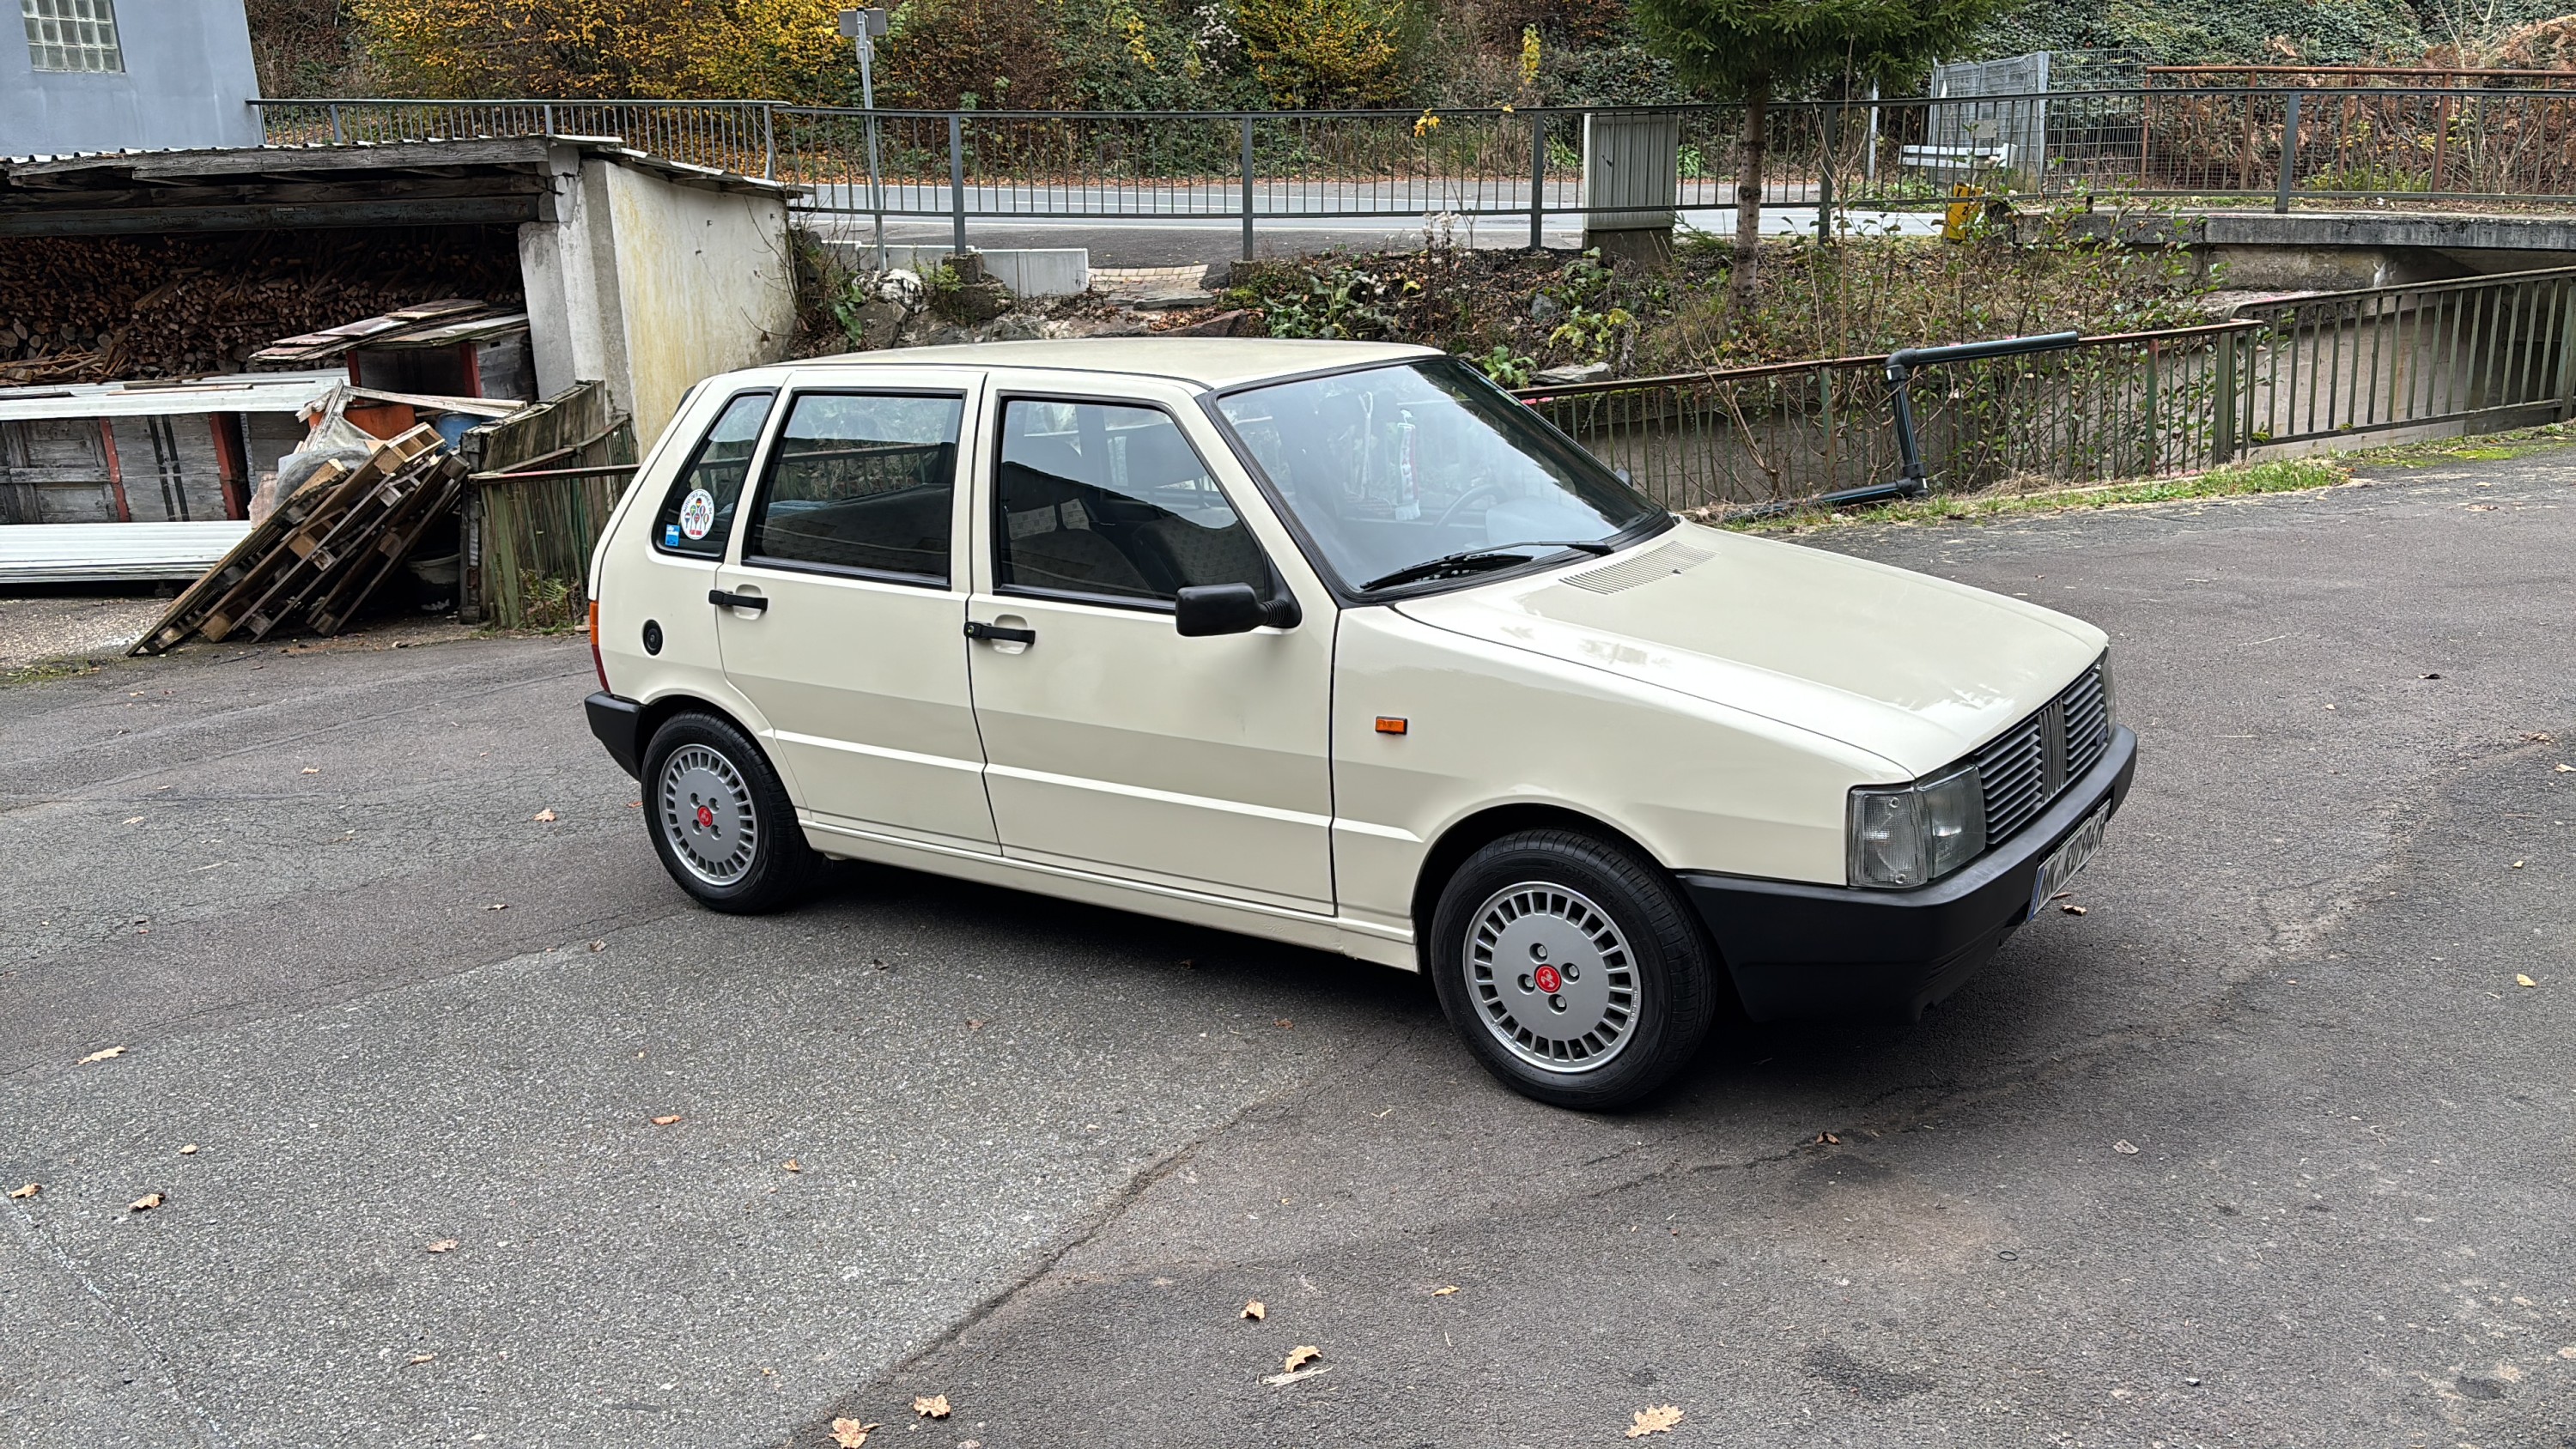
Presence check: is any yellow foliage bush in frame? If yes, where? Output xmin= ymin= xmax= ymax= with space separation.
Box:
xmin=352 ymin=0 xmax=856 ymax=100
xmin=1233 ymin=0 xmax=1421 ymax=107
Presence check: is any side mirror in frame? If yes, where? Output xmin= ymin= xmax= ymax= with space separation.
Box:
xmin=1176 ymin=583 xmax=1298 ymax=636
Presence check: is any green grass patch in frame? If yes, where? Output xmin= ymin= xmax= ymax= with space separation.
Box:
xmin=1724 ymin=458 xmax=2353 ymax=534
xmin=2338 ymin=421 xmax=2576 ymax=470
xmin=0 ymin=657 xmax=106 ymax=688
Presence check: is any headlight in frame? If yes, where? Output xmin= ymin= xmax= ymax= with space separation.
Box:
xmin=2098 ymin=652 xmax=2117 ymax=726
xmin=1847 ymin=764 xmax=1987 ymax=888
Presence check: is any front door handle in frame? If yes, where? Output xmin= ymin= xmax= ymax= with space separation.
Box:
xmin=708 ymin=589 xmax=769 ymax=613
xmin=964 ymin=620 xmax=1036 ymax=645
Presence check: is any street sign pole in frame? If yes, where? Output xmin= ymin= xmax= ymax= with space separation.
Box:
xmin=839 ymin=8 xmax=891 ymax=269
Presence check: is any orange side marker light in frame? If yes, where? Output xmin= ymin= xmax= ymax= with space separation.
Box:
xmin=1375 ymin=717 xmax=1408 ymax=736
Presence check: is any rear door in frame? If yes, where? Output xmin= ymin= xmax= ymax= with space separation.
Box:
xmin=712 ymin=371 xmax=997 ymax=852
xmin=962 ymin=379 xmax=1335 ymax=912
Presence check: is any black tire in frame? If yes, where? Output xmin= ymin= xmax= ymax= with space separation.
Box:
xmin=640 ymin=711 xmax=823 ymax=914
xmin=1427 ymin=828 xmax=1718 ymax=1110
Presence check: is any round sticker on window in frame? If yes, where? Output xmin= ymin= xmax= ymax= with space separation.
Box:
xmin=677 ymin=488 xmax=717 ymax=541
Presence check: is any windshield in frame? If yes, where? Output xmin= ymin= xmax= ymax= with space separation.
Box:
xmin=1213 ymin=358 xmax=1665 ymax=593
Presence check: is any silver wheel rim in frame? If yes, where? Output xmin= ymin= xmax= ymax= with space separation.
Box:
xmin=1466 ymin=881 xmax=1641 ymax=1075
xmin=659 ymin=743 xmax=758 ymax=887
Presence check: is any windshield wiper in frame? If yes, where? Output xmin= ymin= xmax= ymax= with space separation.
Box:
xmin=1358 ymin=540 xmax=1614 ymax=593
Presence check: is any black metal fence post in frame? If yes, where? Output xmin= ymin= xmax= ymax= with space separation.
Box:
xmin=947 ymin=112 xmax=969 ymax=259
xmin=2275 ymin=92 xmax=2302 ymax=214
xmin=1528 ymin=112 xmax=1547 ymax=251
xmin=1240 ymin=115 xmax=1256 ymax=263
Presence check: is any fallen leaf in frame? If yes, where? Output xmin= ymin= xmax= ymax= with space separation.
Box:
xmin=2557 ymin=763 xmax=2573 ymax=773
xmin=1812 ymin=1131 xmax=1839 ymax=1146
xmin=829 ymin=1419 xmax=878 ymax=1448
xmin=532 ymin=809 xmax=557 ymax=822
xmin=77 ymin=1046 xmax=125 ymax=1064
xmin=1283 ymin=1346 xmax=1321 ymax=1373
xmin=1432 ymin=1285 xmax=1460 ymax=1296
xmin=1274 ymin=1018 xmax=1294 ymax=1029
xmin=2517 ymin=974 xmax=2538 ymax=988
xmin=129 ymin=1193 xmax=163 ymax=1212
xmin=1261 ymin=1364 xmax=1330 ymax=1386
xmin=484 ymin=902 xmax=508 ymax=911
xmin=912 ymin=1394 xmax=951 ymax=1420
xmin=406 ymin=1353 xmax=434 ymax=1365
xmin=1626 ymin=1405 xmax=1684 ymax=1438
xmin=7 ymin=1183 xmax=35 ymax=1199
xmin=178 ymin=1144 xmax=198 ymax=1155
xmin=2113 ymin=1139 xmax=2141 ymax=1155
xmin=783 ymin=1159 xmax=802 ymax=1173
xmin=425 ymin=1239 xmax=458 ymax=1253
xmin=122 ymin=815 xmax=144 ymax=825
xmin=651 ymin=1115 xmax=682 ymax=1126
xmin=2524 ymin=731 xmax=2556 ymax=744
xmin=1241 ymin=1300 xmax=1266 ymax=1320
xmin=965 ymin=1018 xmax=986 ymax=1032
xmin=301 ymin=767 xmax=320 ymax=774
xmin=2061 ymin=903 xmax=2088 ymax=915
xmin=2421 ymin=672 xmax=2442 ymax=680
xmin=589 ymin=940 xmax=606 ymax=951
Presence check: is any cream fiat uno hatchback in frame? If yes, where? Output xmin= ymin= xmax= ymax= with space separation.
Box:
xmin=585 ymin=339 xmax=2134 ymax=1108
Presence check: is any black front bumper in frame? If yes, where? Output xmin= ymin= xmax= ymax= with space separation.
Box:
xmin=586 ymin=691 xmax=645 ymax=779
xmin=1680 ymin=724 xmax=2137 ymax=1022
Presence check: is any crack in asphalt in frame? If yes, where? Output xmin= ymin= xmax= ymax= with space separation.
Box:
xmin=0 ymin=1187 xmax=231 ymax=1447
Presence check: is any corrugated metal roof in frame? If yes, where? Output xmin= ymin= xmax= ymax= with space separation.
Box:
xmin=0 ymin=521 xmax=252 ymax=583
xmin=0 ymin=371 xmax=343 ymax=422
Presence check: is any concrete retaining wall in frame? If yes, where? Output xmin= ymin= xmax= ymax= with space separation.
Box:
xmin=821 ymin=242 xmax=1091 ymax=297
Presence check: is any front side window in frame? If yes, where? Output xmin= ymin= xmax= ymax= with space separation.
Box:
xmin=993 ymin=398 xmax=1268 ymax=604
xmin=747 ymin=392 xmax=963 ymax=584
xmin=22 ymin=0 xmax=122 ymax=71
xmin=1214 ymin=358 xmax=1663 ymax=595
xmin=652 ymin=390 xmax=774 ymax=561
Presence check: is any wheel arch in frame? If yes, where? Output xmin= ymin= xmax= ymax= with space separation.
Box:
xmin=1408 ymin=803 xmax=1669 ymax=941
xmin=635 ymin=693 xmax=795 ymax=791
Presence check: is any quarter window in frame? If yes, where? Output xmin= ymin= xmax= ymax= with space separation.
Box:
xmin=21 ymin=0 xmax=122 ymax=71
xmin=652 ymin=391 xmax=773 ymax=560
xmin=746 ymin=392 xmax=963 ymax=583
xmin=993 ymin=399 xmax=1267 ymax=603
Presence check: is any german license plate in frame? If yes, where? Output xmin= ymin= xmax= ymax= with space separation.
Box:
xmin=2030 ymin=803 xmax=2111 ymax=921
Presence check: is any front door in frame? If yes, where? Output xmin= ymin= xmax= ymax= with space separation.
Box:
xmin=714 ymin=379 xmax=996 ymax=852
xmin=963 ymin=390 xmax=1334 ymax=913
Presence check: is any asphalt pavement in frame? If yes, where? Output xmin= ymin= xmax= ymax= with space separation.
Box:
xmin=3 ymin=447 xmax=2571 ymax=1448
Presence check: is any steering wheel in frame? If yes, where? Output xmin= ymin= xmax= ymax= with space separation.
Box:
xmin=1435 ymin=483 xmax=1507 ymax=529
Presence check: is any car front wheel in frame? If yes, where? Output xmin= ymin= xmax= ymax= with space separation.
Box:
xmin=641 ymin=711 xmax=822 ymax=914
xmin=1428 ymin=828 xmax=1720 ymax=1110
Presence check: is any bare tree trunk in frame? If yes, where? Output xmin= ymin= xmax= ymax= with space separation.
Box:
xmin=1732 ymin=82 xmax=1769 ymax=311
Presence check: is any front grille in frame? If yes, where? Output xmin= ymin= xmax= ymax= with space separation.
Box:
xmin=1972 ymin=658 xmax=2111 ymax=846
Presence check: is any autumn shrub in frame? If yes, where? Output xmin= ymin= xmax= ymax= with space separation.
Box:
xmin=350 ymin=0 xmax=859 ymax=100
xmin=1233 ymin=0 xmax=1427 ymax=107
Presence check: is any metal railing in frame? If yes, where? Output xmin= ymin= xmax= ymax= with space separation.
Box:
xmin=1518 ymin=267 xmax=2576 ymax=513
xmin=252 ymin=86 xmax=2576 ymax=246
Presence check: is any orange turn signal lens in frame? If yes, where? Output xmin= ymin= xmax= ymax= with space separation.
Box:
xmin=1375 ymin=716 xmax=1408 ymax=736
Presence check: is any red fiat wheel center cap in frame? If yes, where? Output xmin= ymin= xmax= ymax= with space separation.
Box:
xmin=696 ymin=803 xmax=716 ymax=830
xmin=1533 ymin=964 xmax=1563 ymax=994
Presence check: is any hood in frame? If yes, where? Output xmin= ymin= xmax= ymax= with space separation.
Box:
xmin=1393 ymin=520 xmax=2108 ymax=778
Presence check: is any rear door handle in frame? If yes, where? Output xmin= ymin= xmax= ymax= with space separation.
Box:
xmin=708 ymin=589 xmax=768 ymax=613
xmin=964 ymin=620 xmax=1036 ymax=645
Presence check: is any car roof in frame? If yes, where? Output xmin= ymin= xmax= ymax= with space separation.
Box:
xmin=781 ymin=337 xmax=1439 ymax=391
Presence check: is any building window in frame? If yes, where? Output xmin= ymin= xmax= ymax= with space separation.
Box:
xmin=22 ymin=0 xmax=123 ymax=73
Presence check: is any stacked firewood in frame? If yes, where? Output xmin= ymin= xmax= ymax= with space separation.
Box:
xmin=0 ymin=229 xmax=525 ymax=384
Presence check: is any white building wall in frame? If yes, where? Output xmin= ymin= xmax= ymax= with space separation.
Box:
xmin=0 ymin=0 xmax=262 ymax=157
xmin=518 ymin=147 xmax=796 ymax=446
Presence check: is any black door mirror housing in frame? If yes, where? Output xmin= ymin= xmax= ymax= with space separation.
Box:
xmin=1176 ymin=583 xmax=1298 ymax=636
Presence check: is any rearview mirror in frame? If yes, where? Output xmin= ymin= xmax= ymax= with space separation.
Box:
xmin=1176 ymin=583 xmax=1297 ymax=636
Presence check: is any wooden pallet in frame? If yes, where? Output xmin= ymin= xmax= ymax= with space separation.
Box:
xmin=126 ymin=425 xmax=449 ymax=655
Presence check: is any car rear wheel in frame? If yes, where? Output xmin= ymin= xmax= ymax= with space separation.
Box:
xmin=1428 ymin=828 xmax=1718 ymax=1110
xmin=641 ymin=712 xmax=822 ymax=914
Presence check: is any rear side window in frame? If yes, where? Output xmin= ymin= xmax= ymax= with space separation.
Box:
xmin=746 ymin=392 xmax=964 ymax=584
xmin=993 ymin=399 xmax=1267 ymax=604
xmin=652 ymin=391 xmax=774 ymax=559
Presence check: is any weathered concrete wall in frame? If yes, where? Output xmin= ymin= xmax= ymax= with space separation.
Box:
xmin=2016 ymin=207 xmax=2576 ymax=291
xmin=519 ymin=148 xmax=796 ymax=443
xmin=0 ymin=0 xmax=261 ymax=157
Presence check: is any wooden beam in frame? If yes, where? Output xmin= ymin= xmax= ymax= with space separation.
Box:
xmin=0 ymin=195 xmax=547 ymax=236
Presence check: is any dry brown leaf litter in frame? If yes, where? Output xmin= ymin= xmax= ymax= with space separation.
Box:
xmin=8 ymin=1184 xmax=35 ymax=1199
xmin=912 ymin=1395 xmax=951 ymax=1419
xmin=128 ymin=1193 xmax=163 ymax=1212
xmin=1283 ymin=1346 xmax=1320 ymax=1373
xmin=1626 ymin=1404 xmax=1684 ymax=1437
xmin=829 ymin=1420 xmax=878 ymax=1447
xmin=1241 ymin=1300 xmax=1265 ymax=1320
xmin=77 ymin=1046 xmax=125 ymax=1064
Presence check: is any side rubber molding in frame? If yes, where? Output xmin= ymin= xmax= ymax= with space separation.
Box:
xmin=586 ymin=691 xmax=646 ymax=779
xmin=1682 ymin=724 xmax=2138 ymax=1022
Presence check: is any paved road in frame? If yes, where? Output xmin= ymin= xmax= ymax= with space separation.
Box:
xmin=3 ymin=450 xmax=2572 ymax=1448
